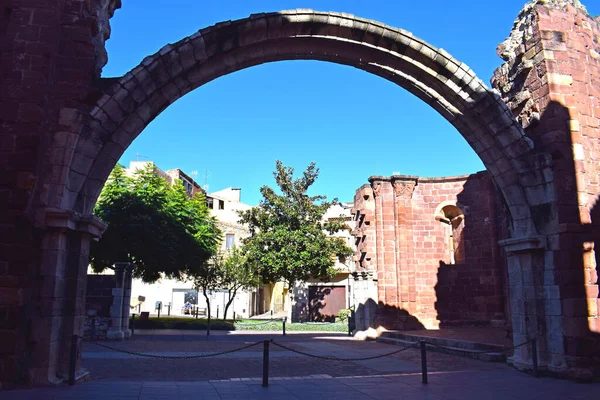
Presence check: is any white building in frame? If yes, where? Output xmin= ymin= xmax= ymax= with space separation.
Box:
xmin=89 ymin=161 xmax=257 ymax=319
xmin=90 ymin=162 xmax=362 ymax=322
xmin=129 ymin=185 xmax=257 ymax=318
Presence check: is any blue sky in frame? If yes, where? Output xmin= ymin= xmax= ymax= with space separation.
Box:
xmin=103 ymin=1 xmax=599 ymax=206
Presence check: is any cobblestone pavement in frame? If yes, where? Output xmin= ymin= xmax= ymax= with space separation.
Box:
xmin=2 ymin=331 xmax=599 ymax=399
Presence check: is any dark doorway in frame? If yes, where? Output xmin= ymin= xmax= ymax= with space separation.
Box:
xmin=309 ymin=286 xmax=346 ymax=322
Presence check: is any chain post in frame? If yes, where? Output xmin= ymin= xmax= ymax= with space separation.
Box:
xmin=91 ymin=316 xmax=96 ymax=341
xmin=347 ymin=315 xmax=351 ymax=337
xmin=262 ymin=340 xmax=270 ymax=387
xmin=531 ymin=338 xmax=538 ymax=378
xmin=282 ymin=316 xmax=287 ymax=336
xmin=68 ymin=335 xmax=78 ymax=386
xmin=420 ymin=341 xmax=428 ymax=384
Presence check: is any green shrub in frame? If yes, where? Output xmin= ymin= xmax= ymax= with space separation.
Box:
xmin=133 ymin=317 xmax=234 ymax=330
xmin=337 ymin=309 xmax=351 ymax=322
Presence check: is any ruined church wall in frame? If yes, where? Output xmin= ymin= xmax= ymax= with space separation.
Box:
xmin=355 ymin=172 xmax=508 ymax=330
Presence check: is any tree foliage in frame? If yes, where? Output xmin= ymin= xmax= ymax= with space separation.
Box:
xmin=219 ymin=246 xmax=260 ymax=319
xmin=189 ymin=246 xmax=260 ymax=320
xmin=90 ymin=164 xmax=221 ymax=283
xmin=238 ymin=161 xmax=352 ymax=287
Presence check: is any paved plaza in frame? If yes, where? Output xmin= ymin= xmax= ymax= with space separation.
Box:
xmin=2 ymin=330 xmax=599 ymax=399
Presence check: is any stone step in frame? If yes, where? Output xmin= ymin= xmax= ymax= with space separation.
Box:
xmin=377 ymin=332 xmax=506 ymax=362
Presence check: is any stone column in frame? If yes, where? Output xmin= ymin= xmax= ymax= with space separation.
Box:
xmin=106 ymin=263 xmax=126 ymax=340
xmin=352 ymin=271 xmax=378 ymax=331
xmin=32 ymin=209 xmax=106 ymax=384
xmin=121 ymin=263 xmax=135 ymax=338
xmin=391 ymin=177 xmax=419 ymax=322
xmin=499 ymin=236 xmax=549 ymax=373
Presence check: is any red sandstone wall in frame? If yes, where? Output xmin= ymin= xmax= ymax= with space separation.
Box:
xmin=356 ymin=172 xmax=508 ymax=330
xmin=411 ymin=173 xmax=506 ymax=327
xmin=492 ymin=1 xmax=600 ymax=362
xmin=1 ymin=0 xmax=119 ymax=385
xmin=534 ymin=3 xmax=600 ymax=341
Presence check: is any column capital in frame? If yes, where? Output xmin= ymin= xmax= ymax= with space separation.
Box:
xmin=391 ymin=177 xmax=417 ymax=200
xmin=498 ymin=235 xmax=546 ymax=254
xmin=44 ymin=208 xmax=106 ymax=238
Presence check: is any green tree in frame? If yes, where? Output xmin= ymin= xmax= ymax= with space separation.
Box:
xmin=238 ymin=161 xmax=353 ymax=288
xmin=90 ymin=164 xmax=220 ymax=282
xmin=220 ymin=246 xmax=261 ymax=320
xmin=190 ymin=252 xmax=224 ymax=333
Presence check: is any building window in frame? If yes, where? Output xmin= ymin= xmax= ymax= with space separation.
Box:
xmin=225 ymin=234 xmax=235 ymax=249
xmin=436 ymin=204 xmax=465 ymax=265
xmin=219 ymin=200 xmax=225 ymax=210
xmin=206 ymin=197 xmax=214 ymax=209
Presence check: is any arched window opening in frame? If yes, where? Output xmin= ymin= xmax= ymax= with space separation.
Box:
xmin=436 ymin=204 xmax=465 ymax=265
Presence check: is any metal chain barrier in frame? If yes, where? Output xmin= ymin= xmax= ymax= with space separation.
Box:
xmin=270 ymin=340 xmax=418 ymax=361
xmin=80 ymin=336 xmax=262 ymax=359
xmin=234 ymin=319 xmax=281 ymax=327
xmin=70 ymin=335 xmax=543 ymax=388
xmin=422 ymin=338 xmax=532 ymax=355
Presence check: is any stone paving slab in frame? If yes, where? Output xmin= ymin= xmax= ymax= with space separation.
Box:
xmin=80 ymin=335 xmax=509 ymax=382
xmin=2 ymin=371 xmax=599 ymax=400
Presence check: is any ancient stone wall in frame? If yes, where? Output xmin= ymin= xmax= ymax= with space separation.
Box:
xmin=354 ymin=172 xmax=509 ymax=330
xmin=84 ymin=275 xmax=115 ymax=339
xmin=493 ymin=0 xmax=600 ymax=376
xmin=1 ymin=0 xmax=599 ymax=385
xmin=0 ymin=0 xmax=118 ymax=385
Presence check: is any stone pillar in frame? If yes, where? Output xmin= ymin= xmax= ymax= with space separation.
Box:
xmin=352 ymin=271 xmax=378 ymax=331
xmin=106 ymin=263 xmax=126 ymax=340
xmin=499 ymin=236 xmax=550 ymax=373
xmin=31 ymin=209 xmax=106 ymax=385
xmin=391 ymin=177 xmax=421 ymax=324
xmin=371 ymin=179 xmax=399 ymax=321
xmin=121 ymin=263 xmax=135 ymax=338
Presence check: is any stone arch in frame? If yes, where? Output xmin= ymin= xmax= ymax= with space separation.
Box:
xmin=433 ymin=200 xmax=465 ymax=222
xmin=69 ymin=9 xmax=542 ymax=236
xmin=434 ymin=202 xmax=466 ymax=265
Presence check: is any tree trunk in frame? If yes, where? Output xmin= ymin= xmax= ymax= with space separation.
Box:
xmin=202 ymin=287 xmax=211 ymax=336
xmin=223 ymin=287 xmax=239 ymax=320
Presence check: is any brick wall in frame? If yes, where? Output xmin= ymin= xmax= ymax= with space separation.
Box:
xmin=1 ymin=0 xmax=120 ymax=384
xmin=354 ymin=172 xmax=509 ymax=330
xmin=84 ymin=275 xmax=116 ymax=339
xmin=493 ymin=0 xmax=600 ymax=368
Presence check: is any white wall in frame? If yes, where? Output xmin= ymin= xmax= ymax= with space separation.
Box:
xmin=130 ymin=277 xmax=195 ymax=315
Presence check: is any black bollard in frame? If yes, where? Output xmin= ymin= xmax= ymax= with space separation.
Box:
xmin=233 ymin=311 xmax=236 ymax=322
xmin=270 ymin=310 xmax=273 ymax=317
xmin=130 ymin=314 xmax=136 ymax=336
xmin=90 ymin=316 xmax=96 ymax=341
xmin=420 ymin=341 xmax=428 ymax=384
xmin=167 ymin=304 xmax=171 ymax=316
xmin=195 ymin=306 xmax=199 ymax=319
xmin=531 ymin=338 xmax=538 ymax=378
xmin=347 ymin=315 xmax=352 ymax=337
xmin=216 ymin=306 xmax=219 ymax=319
xmin=282 ymin=316 xmax=287 ymax=336
xmin=157 ymin=306 xmax=161 ymax=318
xmin=68 ymin=335 xmax=78 ymax=386
xmin=262 ymin=340 xmax=270 ymax=387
